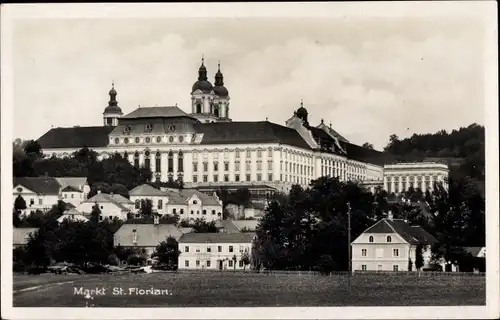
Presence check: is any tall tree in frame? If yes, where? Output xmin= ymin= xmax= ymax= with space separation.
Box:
xmin=152 ymin=236 xmax=181 ymax=267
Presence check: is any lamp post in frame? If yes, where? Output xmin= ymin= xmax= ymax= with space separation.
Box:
xmin=347 ymin=202 xmax=352 ymax=293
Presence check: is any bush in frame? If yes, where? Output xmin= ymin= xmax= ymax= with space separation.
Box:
xmin=126 ymin=255 xmax=146 ymax=266
xmin=107 ymin=254 xmax=120 ymax=266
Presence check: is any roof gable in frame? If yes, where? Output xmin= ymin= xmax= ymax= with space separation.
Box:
xmin=129 ymin=184 xmax=167 ymax=197
xmin=114 ymin=224 xmax=183 ymax=246
xmin=179 ymin=232 xmax=256 ymax=244
xmin=62 ymin=185 xmax=82 ymax=193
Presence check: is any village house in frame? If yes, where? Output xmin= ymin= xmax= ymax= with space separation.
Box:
xmin=113 ymin=217 xmax=185 ymax=257
xmin=178 ymin=232 xmax=255 ymax=270
xmin=76 ymin=190 xmax=134 ymax=220
xmin=56 ymin=208 xmax=89 ymax=223
xmin=129 ymin=184 xmax=223 ymax=222
xmin=351 ymin=213 xmax=437 ymax=272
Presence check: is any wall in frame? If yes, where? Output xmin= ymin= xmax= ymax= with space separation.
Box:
xmin=62 ymin=191 xmax=85 ymax=206
xmin=178 ymin=242 xmax=252 ymax=270
xmin=13 ymin=186 xmax=60 ymax=215
xmin=352 ymin=232 xmax=411 ymax=271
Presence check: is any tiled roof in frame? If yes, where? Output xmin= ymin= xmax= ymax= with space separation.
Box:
xmin=341 ymin=142 xmax=393 ymax=166
xmin=195 ymin=121 xmax=312 ymax=150
xmin=114 ymin=224 xmax=184 ymax=247
xmin=13 ymin=177 xmax=61 ymax=195
xmin=37 ymin=126 xmax=115 ymax=149
xmin=55 ymin=177 xmax=88 ymax=190
xmin=179 ymin=232 xmax=256 ymax=244
xmin=85 ymin=193 xmax=133 ymax=211
xmin=361 ymin=218 xmax=436 ymax=245
xmin=13 ymin=228 xmax=39 ymax=245
xmin=316 ymin=123 xmax=349 ymax=143
xmin=232 ymin=220 xmax=260 ymax=232
xmin=179 ymin=189 xmax=221 ymax=206
xmin=121 ymin=106 xmax=191 ymax=119
xmin=62 ymin=208 xmax=84 ymax=215
xmin=215 ymin=220 xmax=241 ymax=233
xmin=61 ymin=185 xmax=82 ymax=193
xmin=129 ymin=184 xmax=167 ymax=197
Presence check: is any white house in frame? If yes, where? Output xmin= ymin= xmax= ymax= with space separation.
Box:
xmin=76 ymin=191 xmax=134 ymax=221
xmin=113 ymin=220 xmax=185 ymax=257
xmin=60 ymin=185 xmax=85 ymax=207
xmin=178 ymin=232 xmax=255 ymax=270
xmin=129 ymin=184 xmax=223 ymax=222
xmin=55 ymin=177 xmax=91 ymax=200
xmin=13 ymin=177 xmax=62 ymax=215
xmin=351 ymin=214 xmax=437 ymax=272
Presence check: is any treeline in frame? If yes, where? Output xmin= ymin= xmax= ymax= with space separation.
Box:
xmin=382 ymin=123 xmax=485 ymax=181
xmin=253 ymin=176 xmax=485 ymax=272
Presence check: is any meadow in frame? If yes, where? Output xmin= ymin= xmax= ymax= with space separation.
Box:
xmin=13 ymin=271 xmax=485 ymax=307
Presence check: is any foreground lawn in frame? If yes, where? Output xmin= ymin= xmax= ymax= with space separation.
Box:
xmin=13 ymin=272 xmax=485 ymax=307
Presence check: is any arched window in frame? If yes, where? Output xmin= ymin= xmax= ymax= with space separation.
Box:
xmin=369 ymin=236 xmax=374 ymax=243
xmin=210 ymin=103 xmax=214 ymax=114
xmin=178 ymin=150 xmax=184 ymax=172
xmin=214 ymin=106 xmax=220 ymax=118
xmin=155 ymin=152 xmax=161 ymax=173
xmin=386 ymin=236 xmax=392 ymax=243
xmin=196 ymin=103 xmax=202 ymax=113
xmin=168 ymin=151 xmax=174 ymax=173
xmin=144 ymin=150 xmax=151 ymax=170
xmin=134 ymin=151 xmax=140 ymax=168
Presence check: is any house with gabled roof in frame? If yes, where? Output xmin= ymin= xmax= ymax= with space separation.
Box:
xmin=76 ymin=190 xmax=134 ymax=221
xmin=129 ymin=184 xmax=223 ymax=222
xmin=178 ymin=232 xmax=256 ymax=270
xmin=13 ymin=177 xmax=62 ymax=215
xmin=351 ymin=213 xmax=437 ymax=272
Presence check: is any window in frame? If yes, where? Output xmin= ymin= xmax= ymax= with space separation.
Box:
xmin=203 ymin=175 xmax=208 ymax=182
xmin=207 ymin=246 xmax=211 ymax=253
xmin=214 ymin=162 xmax=219 ymax=171
xmin=196 ymin=260 xmax=200 ymax=267
xmin=134 ymin=152 xmax=140 ymax=167
xmin=268 ymin=160 xmax=273 ymax=170
xmin=135 ymin=137 xmax=140 ymax=143
xmin=246 ymin=150 xmax=251 ymax=158
xmin=173 ymin=208 xmax=176 ymax=215
xmin=386 ymin=236 xmax=392 ymax=243
xmin=168 ymin=151 xmax=173 ymax=172
xmin=235 ymin=161 xmax=240 ymax=171
xmin=235 ymin=150 xmax=240 ymax=159
xmin=185 ymin=260 xmax=189 ymax=267
xmin=235 ymin=174 xmax=240 ymax=182
xmin=218 ymin=246 xmax=222 ymax=252
xmin=224 ymin=162 xmax=229 ymax=171
xmin=224 ymin=174 xmax=229 ymax=182
xmin=144 ymin=157 xmax=151 ymax=170
xmin=256 ymin=174 xmax=262 ymax=181
xmin=239 ymin=260 xmax=244 ymax=267
xmin=239 ymin=246 xmax=244 ymax=253
xmin=207 ymin=260 xmax=211 ymax=267
xmin=257 ymin=161 xmax=262 ymax=171
xmin=135 ymin=200 xmax=140 ymax=209
xmin=228 ymin=260 xmax=233 ymax=267
xmin=361 ymin=265 xmax=367 ymax=271
xmin=203 ymin=162 xmax=208 ymax=172
xmin=193 ymin=176 xmax=198 ymax=183
xmin=202 ymin=210 xmax=207 ymax=215
xmin=193 ymin=163 xmax=198 ymax=172
xmin=361 ymin=249 xmax=367 ymax=257
xmin=393 ymin=265 xmax=399 ymax=271
xmin=257 ymin=150 xmax=262 ymax=158
xmin=213 ymin=175 xmax=218 ymax=182
xmin=369 ymin=236 xmax=374 ymax=243
xmin=155 ymin=152 xmax=161 ymax=172
xmin=246 ymin=174 xmax=251 ymax=182
xmin=180 ymin=209 xmax=184 ymax=215
xmin=39 ymin=198 xmax=43 ymax=205
xmin=185 ymin=246 xmax=189 ymax=253
xmin=229 ymin=246 xmax=234 ymax=253
xmin=393 ymin=249 xmax=399 ymax=257
xmin=268 ymin=173 xmax=273 ymax=181
xmin=196 ymin=247 xmax=200 ymax=253
xmin=178 ymin=151 xmax=184 ymax=172
xmin=158 ymin=199 xmax=163 ymax=209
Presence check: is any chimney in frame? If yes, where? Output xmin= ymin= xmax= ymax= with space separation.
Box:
xmin=153 ymin=214 xmax=160 ymax=225
xmin=387 ymin=210 xmax=393 ymax=221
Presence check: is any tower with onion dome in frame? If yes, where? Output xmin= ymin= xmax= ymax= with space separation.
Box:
xmin=103 ymin=82 xmax=123 ymax=126
xmin=212 ymin=61 xmax=231 ymax=122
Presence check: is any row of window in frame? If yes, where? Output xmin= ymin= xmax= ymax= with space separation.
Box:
xmin=282 ymin=162 xmax=313 ymax=176
xmin=184 ymin=245 xmax=249 ymax=253
xmin=134 ymin=201 xmax=221 ymax=215
xmin=192 ymin=173 xmax=273 ymax=183
xmin=124 ymin=151 xmax=184 ymax=173
xmin=360 ymin=265 xmax=400 ymax=271
xmin=193 ymin=160 xmax=274 ymax=173
xmin=386 ymin=181 xmax=435 ymax=194
xmin=368 ymin=235 xmax=392 ymax=243
xmin=193 ymin=149 xmax=274 ymax=160
xmin=184 ymin=259 xmax=245 ymax=268
xmin=361 ymin=248 xmax=400 ymax=257
xmin=386 ymin=175 xmax=441 ymax=182
xmin=113 ymin=135 xmax=188 ymax=145
xmin=283 ymin=149 xmax=313 ymax=164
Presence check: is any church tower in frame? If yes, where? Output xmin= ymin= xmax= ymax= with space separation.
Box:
xmin=212 ymin=61 xmax=231 ymax=122
xmin=190 ymin=56 xmax=218 ymax=123
xmin=103 ymin=82 xmax=123 ymax=126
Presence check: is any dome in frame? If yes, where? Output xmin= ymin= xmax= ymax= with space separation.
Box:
xmin=192 ymin=80 xmax=213 ymax=93
xmin=104 ymin=105 xmax=122 ymax=114
xmin=296 ymin=106 xmax=308 ymax=119
xmin=213 ymin=85 xmax=229 ymax=98
xmin=109 ymin=87 xmax=117 ymax=96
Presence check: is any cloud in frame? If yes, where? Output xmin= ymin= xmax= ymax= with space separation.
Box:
xmin=12 ymin=18 xmax=485 ymax=150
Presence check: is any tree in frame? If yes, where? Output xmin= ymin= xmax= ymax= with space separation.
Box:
xmin=152 ymin=236 xmax=181 ymax=268
xmin=90 ymin=204 xmax=102 ymax=225
xmin=415 ymin=245 xmax=424 ymax=270
xmin=139 ymin=199 xmax=153 ymax=217
xmin=14 ymin=195 xmax=27 ymax=212
xmin=362 ymin=142 xmax=374 ymax=150
xmin=190 ymin=218 xmax=218 ymax=233
xmin=232 ymin=254 xmax=237 ymax=272
xmin=408 ymin=258 xmax=413 ymax=271
xmin=13 ymin=208 xmax=21 ymax=227
xmin=241 ymin=251 xmax=251 ymax=271
xmin=23 ymin=230 xmax=51 ymax=268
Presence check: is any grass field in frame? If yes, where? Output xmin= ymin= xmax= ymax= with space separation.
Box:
xmin=13 ymin=272 xmax=485 ymax=307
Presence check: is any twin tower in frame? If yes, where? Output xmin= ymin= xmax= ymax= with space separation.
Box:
xmin=103 ymin=57 xmax=231 ymax=126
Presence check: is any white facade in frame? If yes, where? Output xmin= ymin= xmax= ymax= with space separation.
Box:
xmin=383 ymin=162 xmax=449 ymax=194
xmin=76 ymin=191 xmax=133 ymax=220
xmin=61 ymin=190 xmax=85 ymax=206
xmin=13 ymin=184 xmax=59 ymax=215
xmin=179 ymin=241 xmax=252 ymax=270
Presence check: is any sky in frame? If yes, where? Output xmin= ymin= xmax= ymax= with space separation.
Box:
xmin=11 ymin=16 xmax=486 ymax=150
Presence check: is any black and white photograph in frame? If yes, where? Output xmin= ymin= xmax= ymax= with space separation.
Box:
xmin=1 ymin=2 xmax=498 ymax=319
